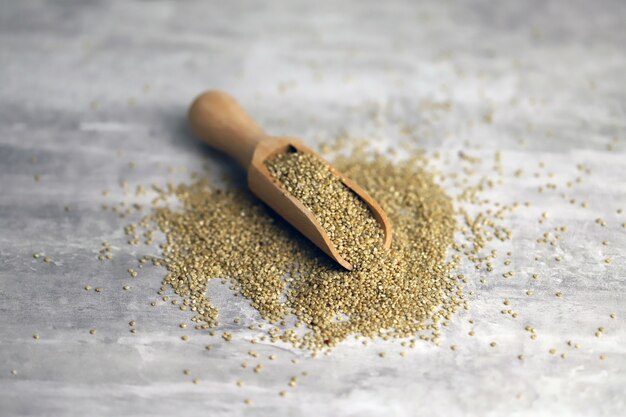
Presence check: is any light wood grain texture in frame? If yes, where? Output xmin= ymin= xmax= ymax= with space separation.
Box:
xmin=189 ymin=90 xmax=392 ymax=270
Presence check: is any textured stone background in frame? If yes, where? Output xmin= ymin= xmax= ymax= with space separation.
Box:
xmin=0 ymin=1 xmax=625 ymax=416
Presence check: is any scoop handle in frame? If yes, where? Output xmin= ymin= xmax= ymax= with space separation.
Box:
xmin=188 ymin=91 xmax=265 ymax=169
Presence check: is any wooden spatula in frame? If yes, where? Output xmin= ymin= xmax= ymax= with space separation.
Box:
xmin=188 ymin=90 xmax=392 ymax=270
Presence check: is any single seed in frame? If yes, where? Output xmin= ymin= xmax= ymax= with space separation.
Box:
xmin=181 ymin=335 xmax=189 ymax=341
xmin=89 ymin=329 xmax=97 ymax=335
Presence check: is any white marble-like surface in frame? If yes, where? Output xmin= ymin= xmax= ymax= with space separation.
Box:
xmin=1 ymin=1 xmax=625 ymax=416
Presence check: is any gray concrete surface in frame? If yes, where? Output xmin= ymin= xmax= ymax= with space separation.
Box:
xmin=0 ymin=1 xmax=625 ymax=416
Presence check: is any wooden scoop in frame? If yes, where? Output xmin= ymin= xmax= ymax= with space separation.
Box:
xmin=188 ymin=90 xmax=392 ymax=270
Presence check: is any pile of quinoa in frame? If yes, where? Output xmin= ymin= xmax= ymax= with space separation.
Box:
xmin=134 ymin=147 xmax=464 ymax=350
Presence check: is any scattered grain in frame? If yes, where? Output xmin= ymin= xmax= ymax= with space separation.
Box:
xmin=129 ymin=151 xmax=466 ymax=351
